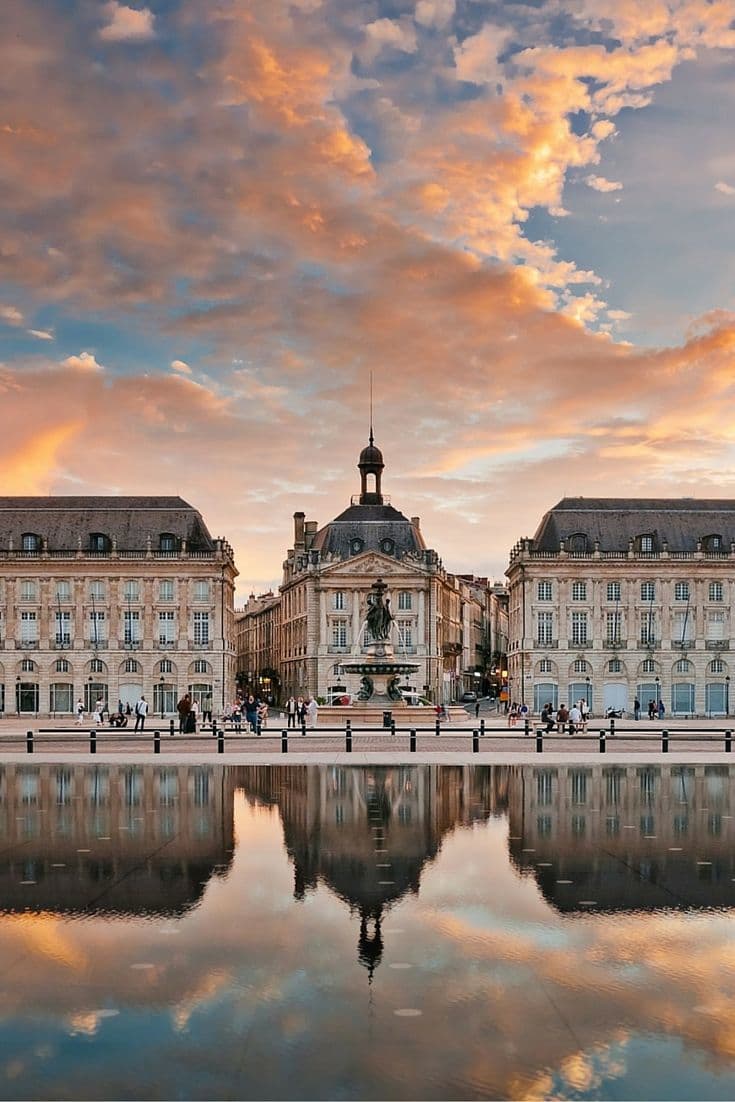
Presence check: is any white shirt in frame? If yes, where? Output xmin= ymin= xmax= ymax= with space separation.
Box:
xmin=569 ymin=706 xmax=582 ymax=724
xmin=137 ymin=698 xmax=148 ymax=716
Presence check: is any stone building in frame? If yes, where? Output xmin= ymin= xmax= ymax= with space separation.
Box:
xmin=235 ymin=591 xmax=281 ymax=701
xmin=0 ymin=496 xmax=237 ymax=717
xmin=272 ymin=437 xmax=508 ymax=704
xmin=507 ymin=498 xmax=735 ymax=717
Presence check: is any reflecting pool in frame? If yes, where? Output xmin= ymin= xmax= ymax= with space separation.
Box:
xmin=1 ymin=763 xmax=735 ymax=1100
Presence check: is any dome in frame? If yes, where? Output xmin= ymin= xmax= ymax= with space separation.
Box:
xmin=359 ymin=442 xmax=384 ymax=468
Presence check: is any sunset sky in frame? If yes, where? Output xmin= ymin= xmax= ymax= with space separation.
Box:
xmin=3 ymin=0 xmax=735 ymax=599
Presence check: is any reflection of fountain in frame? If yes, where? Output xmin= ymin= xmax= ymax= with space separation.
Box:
xmin=340 ymin=577 xmax=419 ymax=708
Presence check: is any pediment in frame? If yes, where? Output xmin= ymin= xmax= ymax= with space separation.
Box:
xmin=320 ymin=552 xmax=422 ymax=578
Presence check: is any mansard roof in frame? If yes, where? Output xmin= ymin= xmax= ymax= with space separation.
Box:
xmin=533 ymin=497 xmax=735 ymax=553
xmin=0 ymin=496 xmax=216 ymax=551
xmin=310 ymin=502 xmax=426 ymax=559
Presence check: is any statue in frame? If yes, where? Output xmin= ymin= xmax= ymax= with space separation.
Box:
xmin=365 ymin=577 xmax=393 ymax=641
xmin=387 ymin=676 xmax=403 ymax=702
xmin=357 ymin=675 xmax=374 ymax=702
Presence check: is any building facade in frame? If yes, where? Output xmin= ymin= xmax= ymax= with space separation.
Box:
xmin=272 ymin=439 xmax=508 ymax=704
xmin=235 ymin=591 xmax=281 ymax=702
xmin=0 ymin=497 xmax=237 ymax=717
xmin=507 ymin=498 xmax=735 ymax=717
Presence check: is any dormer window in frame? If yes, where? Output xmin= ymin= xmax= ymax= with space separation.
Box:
xmin=704 ymin=533 xmax=723 ymax=552
xmin=21 ymin=533 xmax=40 ymax=552
xmin=350 ymin=537 xmax=364 ymax=555
xmin=380 ymin=538 xmax=395 ymax=555
xmin=568 ymin=533 xmax=588 ymax=553
xmin=89 ymin=533 xmax=110 ymax=552
xmin=639 ymin=534 xmax=655 ymax=553
xmin=159 ymin=533 xmax=178 ymax=552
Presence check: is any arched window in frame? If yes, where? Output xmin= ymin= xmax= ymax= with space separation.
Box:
xmin=709 ymin=658 xmax=726 ymax=673
xmin=123 ymin=658 xmax=141 ymax=674
xmin=159 ymin=533 xmax=178 ymax=552
xmin=608 ymin=658 xmax=622 ymax=673
xmin=703 ymin=533 xmax=723 ymax=552
xmin=573 ymin=659 xmax=589 ymax=673
xmin=21 ymin=533 xmax=41 ymax=552
xmin=89 ymin=533 xmax=110 ymax=552
xmin=90 ymin=658 xmax=105 ymax=673
xmin=538 ymin=658 xmax=552 ymax=674
xmin=674 ymin=659 xmax=692 ymax=674
xmin=159 ymin=658 xmax=173 ymax=673
xmin=568 ymin=533 xmax=588 ymax=553
xmin=55 ymin=658 xmax=71 ymax=673
xmin=642 ymin=658 xmax=656 ymax=673
xmin=194 ymin=658 xmax=210 ymax=674
xmin=20 ymin=658 xmax=36 ymax=672
xmin=638 ymin=533 xmax=655 ymax=553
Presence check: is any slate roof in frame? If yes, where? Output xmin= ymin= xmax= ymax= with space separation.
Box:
xmin=0 ymin=496 xmax=216 ymax=551
xmin=533 ymin=498 xmax=735 ymax=553
xmin=311 ymin=503 xmax=426 ymax=559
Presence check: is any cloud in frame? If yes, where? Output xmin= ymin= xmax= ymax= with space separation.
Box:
xmin=0 ymin=305 xmax=23 ymax=326
xmin=62 ymin=352 xmax=104 ymax=372
xmin=98 ymin=2 xmax=155 ymax=42
xmin=453 ymin=24 xmax=509 ymax=86
xmin=714 ymin=180 xmax=735 ymax=195
xmin=585 ymin=175 xmax=624 ymax=192
xmin=170 ymin=359 xmax=192 ymax=374
xmin=415 ymin=0 xmax=455 ymax=30
xmin=27 ymin=328 xmax=54 ymax=340
xmin=360 ymin=18 xmax=418 ymax=63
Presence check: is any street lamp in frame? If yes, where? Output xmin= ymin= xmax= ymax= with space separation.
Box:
xmin=585 ymin=675 xmax=591 ymax=712
xmin=159 ymin=675 xmax=165 ymax=718
xmin=726 ymin=675 xmax=730 ymax=718
xmin=655 ymin=676 xmax=660 ymax=718
xmin=15 ymin=675 xmax=20 ymax=716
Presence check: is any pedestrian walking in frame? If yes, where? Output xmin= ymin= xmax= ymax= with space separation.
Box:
xmin=634 ymin=697 xmax=640 ymax=721
xmin=568 ymin=702 xmax=581 ymax=735
xmin=134 ymin=695 xmax=148 ymax=732
xmin=306 ymin=696 xmax=319 ymax=728
xmin=93 ymin=696 xmax=104 ymax=725
xmin=658 ymin=698 xmax=665 ymax=720
xmin=648 ymin=699 xmax=656 ymax=720
xmin=202 ymin=694 xmax=213 ymax=725
xmin=176 ymin=692 xmax=191 ymax=735
xmin=286 ymin=696 xmax=298 ymax=729
xmin=297 ymin=696 xmax=307 ymax=731
xmin=245 ymin=694 xmax=258 ymax=732
xmin=75 ymin=698 xmax=85 ymax=725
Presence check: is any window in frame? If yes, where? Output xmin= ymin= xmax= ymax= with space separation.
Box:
xmin=607 ymin=582 xmax=621 ymax=602
xmin=571 ymin=581 xmax=587 ymax=601
xmin=674 ymin=582 xmax=690 ymax=601
xmin=50 ymin=683 xmax=74 ymax=713
xmin=55 ymin=658 xmax=71 ymax=673
xmin=89 ymin=533 xmax=109 ymax=552
xmin=193 ymin=580 xmax=210 ymax=602
xmin=537 ymin=612 xmax=553 ymax=645
xmin=608 ymin=658 xmax=622 ymax=673
xmin=573 ymin=658 xmax=588 ymax=673
xmin=159 ymin=533 xmax=177 ymax=551
xmin=709 ymin=582 xmax=724 ymax=602
xmin=537 ymin=581 xmax=552 ymax=601
xmin=158 ymin=611 xmax=175 ymax=644
xmin=642 ymin=658 xmax=656 ymax=673
xmin=21 ymin=533 xmax=40 ymax=552
xmin=123 ymin=581 xmax=140 ymax=602
xmin=54 ymin=611 xmax=71 ymax=646
xmin=89 ymin=610 xmax=106 ymax=644
xmin=398 ymin=591 xmax=412 ymax=611
xmin=571 ymin=612 xmax=588 ymax=646
xmin=710 ymin=659 xmax=725 ymax=673
xmin=707 ymin=611 xmax=725 ymax=641
xmin=640 ymin=612 xmax=655 ymax=645
xmin=380 ymin=538 xmax=395 ymax=554
xmin=89 ymin=580 xmax=105 ymax=601
xmin=55 ymin=581 xmax=71 ymax=601
xmin=123 ymin=658 xmax=141 ymax=673
xmin=538 ymin=658 xmax=552 ymax=673
xmin=21 ymin=657 xmax=36 ymax=672
xmin=20 ymin=611 xmax=37 ymax=643
xmin=640 ymin=535 xmax=654 ymax=552
xmin=350 ymin=538 xmax=364 ymax=554
xmin=397 ymin=622 xmax=413 ymax=648
xmin=159 ymin=658 xmax=173 ymax=674
xmin=641 ymin=582 xmax=656 ymax=602
xmin=675 ymin=659 xmax=692 ymax=673
xmin=331 ymin=620 xmax=348 ymax=647
xmin=333 ymin=591 xmax=345 ymax=611
xmin=20 ymin=581 xmax=37 ymax=602
xmin=159 ymin=580 xmax=174 ymax=601
xmin=606 ymin=612 xmax=622 ymax=645
xmin=193 ymin=611 xmax=209 ymax=645
xmin=124 ymin=610 xmax=140 ymax=644
xmin=706 ymin=534 xmax=723 ymax=551
xmin=193 ymin=659 xmax=209 ymax=674
xmin=568 ymin=533 xmax=587 ymax=552
xmin=90 ymin=658 xmax=105 ymax=673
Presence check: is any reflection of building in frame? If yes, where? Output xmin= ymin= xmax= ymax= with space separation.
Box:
xmin=507 ymin=764 xmax=735 ymax=911
xmin=236 ymin=764 xmax=510 ymax=977
xmin=0 ymin=763 xmax=236 ymax=915
xmin=508 ymin=498 xmax=735 ymax=717
xmin=0 ymin=497 xmax=237 ymax=716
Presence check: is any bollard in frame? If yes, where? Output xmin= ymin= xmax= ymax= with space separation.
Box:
xmin=90 ymin=728 xmax=97 ymax=755
xmin=26 ymin=729 xmax=33 ymax=754
xmin=281 ymin=728 xmax=288 ymax=754
xmin=217 ymin=726 xmax=224 ymax=754
xmin=480 ymin=717 xmax=485 ymax=739
xmin=610 ymin=716 xmax=616 ymax=738
xmin=169 ymin=717 xmax=175 ymax=738
xmin=346 ymin=718 xmax=352 ymax=753
xmin=472 ymin=728 xmax=479 ymax=753
xmin=726 ymin=729 xmax=732 ymax=754
xmin=212 ymin=718 xmax=217 ymax=741
xmin=662 ymin=728 xmax=669 ymax=753
xmin=536 ymin=727 xmax=543 ymax=753
xmin=524 ymin=716 xmax=530 ymax=739
xmin=390 ymin=718 xmax=396 ymax=737
xmin=410 ymin=728 xmax=417 ymax=753
xmin=153 ymin=729 xmax=161 ymax=754
xmin=435 ymin=717 xmax=440 ymax=737
xmin=301 ymin=721 xmax=307 ymax=738
xmin=256 ymin=719 xmax=262 ymax=737
xmin=599 ymin=729 xmax=606 ymax=754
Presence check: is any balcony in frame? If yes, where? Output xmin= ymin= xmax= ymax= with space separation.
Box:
xmin=123 ymin=641 xmax=142 ymax=650
xmin=87 ymin=640 xmax=109 ymax=650
xmin=192 ymin=641 xmax=213 ymax=650
xmin=53 ymin=640 xmax=72 ymax=650
xmin=603 ymin=640 xmax=627 ymax=649
xmin=536 ymin=640 xmax=559 ymax=649
xmin=706 ymin=640 xmax=730 ymax=650
xmin=19 ymin=640 xmax=39 ymax=649
xmin=672 ymin=640 xmax=694 ymax=649
xmin=156 ymin=640 xmax=178 ymax=650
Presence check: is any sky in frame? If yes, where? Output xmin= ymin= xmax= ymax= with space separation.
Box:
xmin=3 ymin=0 xmax=735 ymax=601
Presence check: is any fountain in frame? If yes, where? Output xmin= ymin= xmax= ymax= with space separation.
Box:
xmin=339 ymin=578 xmax=419 ymax=707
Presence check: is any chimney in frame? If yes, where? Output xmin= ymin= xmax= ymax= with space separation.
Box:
xmin=411 ymin=516 xmax=420 ymax=528
xmin=304 ymin=520 xmax=318 ymax=549
xmin=294 ymin=511 xmax=306 ymax=549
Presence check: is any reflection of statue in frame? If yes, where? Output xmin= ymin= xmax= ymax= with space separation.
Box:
xmin=357 ymin=676 xmax=374 ymax=702
xmin=366 ymin=577 xmax=393 ymax=641
xmin=387 ymin=677 xmax=402 ymax=702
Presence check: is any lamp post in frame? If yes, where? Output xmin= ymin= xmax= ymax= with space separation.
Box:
xmin=473 ymin=670 xmax=481 ymax=698
xmin=585 ymin=675 xmax=591 ymax=712
xmin=655 ymin=676 xmax=660 ymax=718
xmin=159 ymin=675 xmax=165 ymax=719
xmin=726 ymin=675 xmax=730 ymax=718
xmin=15 ymin=675 xmax=20 ymax=716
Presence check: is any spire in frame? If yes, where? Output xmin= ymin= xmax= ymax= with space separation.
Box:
xmin=369 ymin=370 xmax=374 ymax=447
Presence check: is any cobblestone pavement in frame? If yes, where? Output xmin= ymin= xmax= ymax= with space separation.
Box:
xmin=0 ymin=714 xmax=733 ymax=760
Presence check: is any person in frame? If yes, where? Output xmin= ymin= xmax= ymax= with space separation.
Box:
xmin=658 ymin=698 xmax=665 ymax=720
xmin=519 ymin=702 xmax=529 ymax=726
xmin=286 ymin=696 xmax=298 ymax=729
xmin=474 ymin=699 xmax=480 ymax=719
xmin=633 ymin=697 xmax=641 ymax=721
xmin=125 ymin=702 xmax=132 ymax=718
xmin=580 ymin=698 xmax=589 ymax=730
xmin=306 ymin=696 xmax=319 ymax=729
xmin=556 ymin=703 xmax=569 ymax=734
xmin=648 ymin=699 xmax=656 ymax=720
xmin=541 ymin=703 xmax=555 ymax=732
xmin=245 ymin=694 xmax=258 ymax=732
xmin=231 ymin=699 xmax=242 ymax=732
xmin=507 ymin=702 xmax=518 ymax=728
xmin=75 ymin=698 xmax=85 ymax=725
xmin=134 ymin=695 xmax=148 ymax=732
xmin=568 ymin=702 xmax=582 ymax=735
xmin=202 ymin=694 xmax=213 ymax=726
xmin=177 ymin=692 xmax=191 ymax=735
xmin=93 ymin=697 xmax=104 ymax=725
xmin=296 ymin=696 xmax=307 ymax=730
xmin=189 ymin=698 xmax=199 ymax=733
xmin=117 ymin=698 xmax=124 ymax=717
xmin=257 ymin=699 xmax=269 ymax=729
